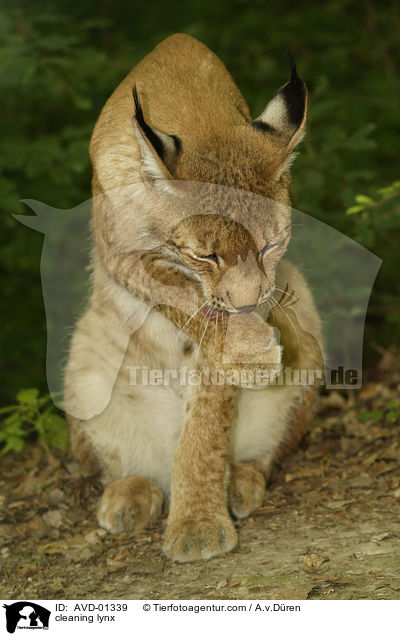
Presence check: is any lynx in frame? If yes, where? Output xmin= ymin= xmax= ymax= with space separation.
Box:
xmin=64 ymin=34 xmax=323 ymax=562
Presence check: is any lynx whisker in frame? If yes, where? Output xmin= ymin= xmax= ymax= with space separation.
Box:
xmin=269 ymin=295 xmax=300 ymax=352
xmin=274 ymin=286 xmax=299 ymax=303
xmin=177 ymin=297 xmax=212 ymax=340
xmin=197 ymin=315 xmax=211 ymax=362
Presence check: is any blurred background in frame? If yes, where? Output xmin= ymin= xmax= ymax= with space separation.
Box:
xmin=1 ymin=0 xmax=399 ymax=405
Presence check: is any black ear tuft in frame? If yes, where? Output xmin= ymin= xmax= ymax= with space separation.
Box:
xmin=133 ymin=86 xmax=166 ymax=161
xmin=251 ymin=51 xmax=307 ymax=148
xmin=132 ymin=85 xmax=183 ymax=186
xmin=281 ymin=50 xmax=307 ymax=129
xmin=287 ymin=49 xmax=298 ymax=82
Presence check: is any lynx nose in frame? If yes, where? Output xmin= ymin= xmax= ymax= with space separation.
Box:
xmin=235 ymin=303 xmax=257 ymax=313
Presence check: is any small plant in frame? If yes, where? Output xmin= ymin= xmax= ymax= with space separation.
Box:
xmin=345 ymin=180 xmax=400 ymax=248
xmin=0 ymin=388 xmax=68 ymax=455
xmin=357 ymin=400 xmax=400 ymax=426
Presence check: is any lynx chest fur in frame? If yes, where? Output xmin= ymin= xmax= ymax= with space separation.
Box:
xmin=64 ymin=34 xmax=323 ymax=562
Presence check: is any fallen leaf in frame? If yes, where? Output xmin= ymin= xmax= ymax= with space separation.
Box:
xmin=39 ymin=542 xmax=68 ymax=555
xmin=285 ymin=467 xmax=320 ymax=482
xmin=324 ymin=499 xmax=356 ymax=510
xmin=113 ymin=550 xmax=130 ymax=561
xmin=370 ymin=532 xmax=392 ymax=543
xmin=8 ymin=501 xmax=26 ymax=509
xmin=66 ymin=546 xmax=93 ymax=562
xmin=84 ymin=528 xmax=107 ymax=545
xmin=42 ymin=510 xmax=63 ymax=529
xmin=348 ymin=473 xmax=374 ymax=488
xmin=106 ymin=557 xmax=126 ymax=572
xmin=303 ymin=554 xmax=329 ymax=569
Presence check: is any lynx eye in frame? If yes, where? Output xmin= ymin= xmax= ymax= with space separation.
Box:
xmin=261 ymin=244 xmax=278 ymax=257
xmin=204 ymin=253 xmax=218 ymax=263
xmin=195 ymin=252 xmax=219 ymax=264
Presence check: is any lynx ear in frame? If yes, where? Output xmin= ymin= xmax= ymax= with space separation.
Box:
xmin=133 ymin=87 xmax=181 ymax=188
xmin=251 ymin=52 xmax=307 ymax=150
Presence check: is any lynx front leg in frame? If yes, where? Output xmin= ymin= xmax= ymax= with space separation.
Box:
xmin=163 ymin=382 xmax=237 ymax=562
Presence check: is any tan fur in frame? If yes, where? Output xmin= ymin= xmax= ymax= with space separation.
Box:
xmin=64 ymin=34 xmax=323 ymax=562
xmin=229 ymin=462 xmax=266 ymax=519
xmin=98 ymin=476 xmax=163 ymax=533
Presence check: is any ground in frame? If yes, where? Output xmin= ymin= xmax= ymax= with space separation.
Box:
xmin=1 ymin=349 xmax=399 ymax=600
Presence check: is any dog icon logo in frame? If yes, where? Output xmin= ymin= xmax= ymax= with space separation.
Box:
xmin=2 ymin=602 xmax=50 ymax=633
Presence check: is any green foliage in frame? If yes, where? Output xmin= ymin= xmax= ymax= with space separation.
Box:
xmin=357 ymin=400 xmax=400 ymax=426
xmin=345 ymin=181 xmax=400 ymax=336
xmin=346 ymin=181 xmax=400 ymax=246
xmin=0 ymin=389 xmax=69 ymax=455
xmin=1 ymin=0 xmax=399 ymax=401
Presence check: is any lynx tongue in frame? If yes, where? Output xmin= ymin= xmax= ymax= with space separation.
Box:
xmin=203 ymin=306 xmax=224 ymax=320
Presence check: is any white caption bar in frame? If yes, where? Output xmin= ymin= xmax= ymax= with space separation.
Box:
xmin=1 ymin=599 xmax=398 ymax=635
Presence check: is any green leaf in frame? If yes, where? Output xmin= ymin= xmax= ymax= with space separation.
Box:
xmin=0 ymin=435 xmax=26 ymax=456
xmin=385 ymin=410 xmax=398 ymax=424
xmin=370 ymin=409 xmax=383 ymax=422
xmin=346 ymin=205 xmax=364 ymax=215
xmin=37 ymin=394 xmax=54 ymax=407
xmin=2 ymin=411 xmax=26 ymax=431
xmin=0 ymin=405 xmax=19 ymax=415
xmin=42 ymin=414 xmax=69 ymax=450
xmin=16 ymin=388 xmax=39 ymax=405
xmin=357 ymin=409 xmax=384 ymax=422
xmin=0 ymin=389 xmax=67 ymax=455
xmin=355 ymin=194 xmax=375 ymax=206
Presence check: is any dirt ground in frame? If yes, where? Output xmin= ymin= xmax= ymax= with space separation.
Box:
xmin=1 ymin=349 xmax=400 ymax=600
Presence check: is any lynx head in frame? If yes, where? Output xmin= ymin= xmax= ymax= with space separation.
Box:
xmin=132 ymin=49 xmax=307 ymax=317
xmin=91 ymin=37 xmax=307 ymax=317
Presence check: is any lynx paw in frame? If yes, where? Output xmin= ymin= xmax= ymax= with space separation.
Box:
xmin=229 ymin=462 xmax=266 ymax=519
xmin=163 ymin=515 xmax=238 ymax=562
xmin=98 ymin=476 xmax=163 ymax=534
xmin=223 ymin=313 xmax=281 ymax=365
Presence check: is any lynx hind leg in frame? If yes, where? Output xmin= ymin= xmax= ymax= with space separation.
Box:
xmin=249 ymin=386 xmax=319 ymax=490
xmin=68 ymin=418 xmax=163 ymax=534
xmin=275 ymin=385 xmax=319 ymax=462
xmin=98 ymin=476 xmax=163 ymax=534
xmin=229 ymin=462 xmax=266 ymax=519
xmin=68 ymin=416 xmax=103 ymax=477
